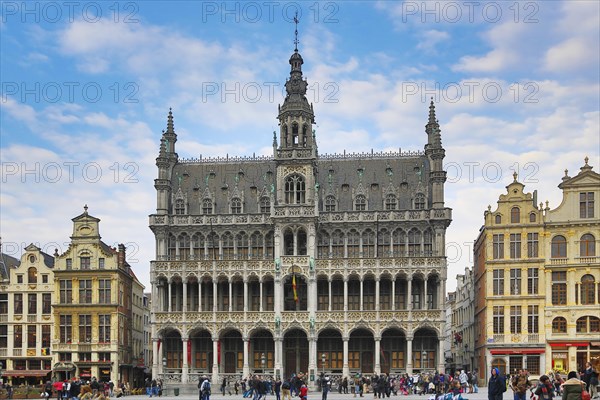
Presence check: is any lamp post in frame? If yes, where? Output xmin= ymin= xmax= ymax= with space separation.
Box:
xmin=321 ymin=353 xmax=326 ymax=377
xmin=422 ymin=350 xmax=428 ymax=370
xmin=261 ymin=353 xmax=266 ymax=374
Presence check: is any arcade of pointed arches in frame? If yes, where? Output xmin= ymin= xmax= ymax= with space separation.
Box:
xmin=154 ymin=325 xmax=442 ymax=381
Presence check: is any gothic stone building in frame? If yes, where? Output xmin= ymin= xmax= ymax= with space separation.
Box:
xmin=149 ymin=46 xmax=452 ymax=385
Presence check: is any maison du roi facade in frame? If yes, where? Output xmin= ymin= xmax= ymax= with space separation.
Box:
xmin=148 ymin=44 xmax=452 ymax=386
xmin=0 ymin=209 xmax=152 ymax=387
xmin=473 ymin=159 xmax=600 ymax=381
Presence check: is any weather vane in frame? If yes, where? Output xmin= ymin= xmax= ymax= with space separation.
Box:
xmin=293 ymin=11 xmax=299 ymax=51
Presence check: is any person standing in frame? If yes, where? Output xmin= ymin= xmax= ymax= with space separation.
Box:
xmin=322 ymin=377 xmax=331 ymax=400
xmin=274 ymin=378 xmax=281 ymax=400
xmin=488 ymin=368 xmax=506 ymax=400
xmin=511 ymin=370 xmax=531 ymax=400
xmin=472 ymin=370 xmax=479 ymax=394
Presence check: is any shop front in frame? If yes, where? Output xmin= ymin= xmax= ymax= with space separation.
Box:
xmin=1 ymin=370 xmax=51 ymax=386
xmin=489 ymin=348 xmax=545 ymax=378
xmin=549 ymin=341 xmax=591 ymax=375
xmin=53 ymin=362 xmax=76 ymax=382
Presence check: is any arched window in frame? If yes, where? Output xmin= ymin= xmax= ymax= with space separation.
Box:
xmin=174 ymin=199 xmax=185 ymax=215
xmin=331 ymin=230 xmax=344 ymax=258
xmin=298 ymin=228 xmax=307 ymax=255
xmin=347 ymin=230 xmax=360 ymax=258
xmin=551 ymin=235 xmax=567 ymax=258
xmin=265 ymin=231 xmax=274 ymax=259
xmin=529 ymin=213 xmax=536 ymax=222
xmin=284 ymin=229 xmax=294 ymax=256
xmin=283 ymin=125 xmax=288 ymax=147
xmin=377 ymin=228 xmax=390 ymax=258
xmin=192 ymin=233 xmax=205 ymax=260
xmin=325 ymin=195 xmax=336 ymax=212
xmin=202 ymin=198 xmax=213 ymax=214
xmin=414 ymin=194 xmax=425 ymax=210
xmin=580 ymin=274 xmax=595 ymax=305
xmin=511 ymin=207 xmax=520 ymax=223
xmin=317 ymin=231 xmax=330 ymax=258
xmin=385 ymin=194 xmax=397 ymax=210
xmin=363 ymin=229 xmax=375 ymax=257
xmin=423 ymin=229 xmax=433 ymax=256
xmin=355 ymin=195 xmax=366 ymax=211
xmin=393 ymin=229 xmax=406 ymax=256
xmin=231 ymin=198 xmax=242 ymax=214
xmin=580 ymin=234 xmax=596 ymax=256
xmin=292 ymin=123 xmax=299 ymax=145
xmin=178 ymin=233 xmax=190 ymax=260
xmin=222 ymin=232 xmax=234 ymax=260
xmin=491 ymin=359 xmax=506 ymax=375
xmin=236 ymin=232 xmax=249 ymax=259
xmin=576 ymin=316 xmax=600 ymax=333
xmin=260 ymin=197 xmax=270 ymax=213
xmin=285 ymin=174 xmax=305 ymax=204
xmin=495 ymin=215 xmax=502 ymax=224
xmin=408 ymin=228 xmax=421 ymax=257
xmin=168 ymin=234 xmax=177 ymax=259
xmin=552 ymin=317 xmax=567 ymax=333
xmin=250 ymin=232 xmax=263 ymax=259
xmin=27 ymin=267 xmax=38 ymax=284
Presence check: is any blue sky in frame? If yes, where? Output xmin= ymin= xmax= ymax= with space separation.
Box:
xmin=1 ymin=1 xmax=599 ymax=291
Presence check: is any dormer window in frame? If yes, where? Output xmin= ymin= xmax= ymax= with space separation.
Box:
xmin=325 ymin=195 xmax=336 ymax=211
xmin=80 ymin=257 xmax=91 ymax=270
xmin=355 ymin=195 xmax=366 ymax=211
xmin=174 ymin=199 xmax=185 ymax=215
xmin=28 ymin=267 xmax=37 ymax=284
xmin=385 ymin=194 xmax=397 ymax=210
xmin=511 ymin=207 xmax=520 ymax=223
xmin=231 ymin=198 xmax=242 ymax=214
xmin=414 ymin=194 xmax=425 ymax=210
xmin=202 ymin=199 xmax=213 ymax=214
xmin=260 ymin=197 xmax=270 ymax=213
xmin=495 ymin=215 xmax=502 ymax=224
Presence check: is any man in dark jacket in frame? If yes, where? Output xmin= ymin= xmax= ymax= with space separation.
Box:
xmin=488 ymin=367 xmax=506 ymax=400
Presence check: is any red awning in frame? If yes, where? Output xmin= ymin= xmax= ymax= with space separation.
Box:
xmin=2 ymin=370 xmax=51 ymax=377
xmin=549 ymin=342 xmax=589 ymax=347
xmin=490 ymin=349 xmax=545 ymax=355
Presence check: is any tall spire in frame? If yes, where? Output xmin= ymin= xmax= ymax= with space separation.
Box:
xmin=428 ymin=98 xmax=437 ymax=125
xmin=166 ymin=107 xmax=175 ymax=134
xmin=293 ymin=11 xmax=299 ymax=52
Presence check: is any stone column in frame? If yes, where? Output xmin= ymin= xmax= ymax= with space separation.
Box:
xmin=342 ymin=336 xmax=349 ymax=379
xmin=274 ymin=337 xmax=283 ymax=379
xmin=391 ymin=278 xmax=396 ymax=311
xmin=360 ymin=277 xmax=364 ymax=311
xmin=375 ymin=278 xmax=380 ymax=311
xmin=437 ymin=338 xmax=445 ymax=373
xmin=406 ymin=337 xmax=413 ymax=374
xmin=168 ymin=280 xmax=172 ymax=313
xmin=182 ymin=338 xmax=189 ymax=383
xmin=407 ymin=277 xmax=413 ymax=310
xmin=182 ymin=280 xmax=188 ymax=313
xmin=344 ymin=277 xmax=348 ymax=312
xmin=243 ymin=337 xmax=250 ymax=378
xmin=229 ymin=281 xmax=233 ymax=312
xmin=374 ymin=336 xmax=381 ymax=374
xmin=328 ymin=278 xmax=332 ymax=312
xmin=212 ymin=338 xmax=219 ymax=384
xmin=244 ymin=278 xmax=249 ymax=313
xmin=152 ymin=338 xmax=160 ymax=380
xmin=259 ymin=279 xmax=264 ymax=312
xmin=213 ymin=281 xmax=217 ymax=312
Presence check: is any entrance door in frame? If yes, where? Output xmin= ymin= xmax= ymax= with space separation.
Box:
xmin=225 ymin=352 xmax=237 ymax=373
xmin=285 ymin=350 xmax=297 ymax=379
xmin=283 ymin=329 xmax=309 ymax=377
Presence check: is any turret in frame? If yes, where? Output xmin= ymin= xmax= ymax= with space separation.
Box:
xmin=424 ymin=99 xmax=447 ymax=208
xmin=154 ymin=108 xmax=179 ymax=214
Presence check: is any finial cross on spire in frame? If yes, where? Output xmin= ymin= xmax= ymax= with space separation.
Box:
xmin=293 ymin=11 xmax=299 ymax=51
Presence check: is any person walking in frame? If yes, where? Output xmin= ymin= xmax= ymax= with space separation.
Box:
xmin=472 ymin=370 xmax=479 ymax=394
xmin=562 ymin=371 xmax=584 ymax=400
xmin=534 ymin=375 xmax=555 ymax=400
xmin=489 ymin=367 xmax=506 ymax=400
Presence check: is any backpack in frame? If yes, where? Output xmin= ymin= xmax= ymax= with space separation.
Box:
xmin=502 ymin=379 xmax=507 ymax=393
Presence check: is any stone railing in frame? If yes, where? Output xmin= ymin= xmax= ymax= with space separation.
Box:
xmin=318 ymin=209 xmax=451 ymax=223
xmin=149 ymin=214 xmax=271 ymax=226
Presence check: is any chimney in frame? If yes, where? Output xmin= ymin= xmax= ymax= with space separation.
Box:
xmin=118 ymin=244 xmax=126 ymax=267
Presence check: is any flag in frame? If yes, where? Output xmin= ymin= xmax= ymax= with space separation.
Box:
xmin=292 ymin=274 xmax=298 ymax=302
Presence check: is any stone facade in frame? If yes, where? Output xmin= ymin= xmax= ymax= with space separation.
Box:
xmin=0 ymin=245 xmax=54 ymax=385
xmin=448 ymin=267 xmax=475 ymax=373
xmin=149 ymin=45 xmax=452 ymax=385
xmin=52 ymin=207 xmax=143 ymax=384
xmin=474 ymin=159 xmax=599 ymax=381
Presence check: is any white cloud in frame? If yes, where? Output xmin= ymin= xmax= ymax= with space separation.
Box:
xmin=416 ymin=30 xmax=450 ymax=53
